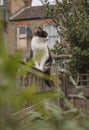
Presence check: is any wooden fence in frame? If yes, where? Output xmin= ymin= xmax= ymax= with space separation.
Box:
xmin=52 ymin=55 xmax=89 ymax=113
xmin=17 ymin=61 xmax=60 ymax=108
xmin=62 ymin=73 xmax=89 ymax=113
xmin=17 ymin=55 xmax=89 ymax=114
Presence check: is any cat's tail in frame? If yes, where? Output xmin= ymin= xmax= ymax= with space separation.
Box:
xmin=44 ymin=79 xmax=54 ymax=87
xmin=44 ymin=69 xmax=54 ymax=87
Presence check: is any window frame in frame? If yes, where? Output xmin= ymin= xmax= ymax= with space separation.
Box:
xmin=17 ymin=25 xmax=28 ymax=50
xmin=0 ymin=0 xmax=3 ymax=6
xmin=43 ymin=24 xmax=60 ymax=49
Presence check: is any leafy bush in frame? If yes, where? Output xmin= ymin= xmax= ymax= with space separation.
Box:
xmin=46 ymin=0 xmax=89 ymax=73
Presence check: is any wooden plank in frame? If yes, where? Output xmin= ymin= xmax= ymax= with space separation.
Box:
xmin=86 ymin=100 xmax=89 ymax=114
xmin=67 ymin=87 xmax=89 ymax=97
xmin=13 ymin=105 xmax=35 ymax=121
xmin=20 ymin=61 xmax=53 ymax=80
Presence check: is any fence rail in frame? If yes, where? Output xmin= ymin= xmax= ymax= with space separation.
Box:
xmin=17 ymin=55 xmax=89 ymax=114
xmin=16 ymin=61 xmax=60 ymax=108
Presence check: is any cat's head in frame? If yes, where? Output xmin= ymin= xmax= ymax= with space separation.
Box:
xmin=35 ymin=27 xmax=48 ymax=38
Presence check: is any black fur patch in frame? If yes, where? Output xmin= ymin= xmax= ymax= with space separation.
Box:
xmin=35 ymin=27 xmax=48 ymax=38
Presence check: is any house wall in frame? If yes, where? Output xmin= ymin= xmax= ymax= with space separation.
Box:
xmin=28 ymin=19 xmax=45 ymax=33
xmin=9 ymin=0 xmax=25 ymax=14
xmin=7 ymin=21 xmax=17 ymax=54
xmin=7 ymin=19 xmax=46 ymax=55
xmin=8 ymin=0 xmax=32 ymax=14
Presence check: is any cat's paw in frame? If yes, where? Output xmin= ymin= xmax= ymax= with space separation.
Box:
xmin=39 ymin=66 xmax=44 ymax=72
xmin=35 ymin=64 xmax=39 ymax=69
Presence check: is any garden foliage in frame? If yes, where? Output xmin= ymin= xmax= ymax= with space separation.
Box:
xmin=46 ymin=0 xmax=89 ymax=73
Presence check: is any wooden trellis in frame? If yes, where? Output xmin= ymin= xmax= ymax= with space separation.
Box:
xmin=53 ymin=55 xmax=89 ymax=113
xmin=63 ymin=73 xmax=89 ymax=113
xmin=17 ymin=61 xmax=60 ymax=108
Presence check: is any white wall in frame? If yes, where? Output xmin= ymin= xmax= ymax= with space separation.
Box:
xmin=32 ymin=0 xmax=62 ymax=6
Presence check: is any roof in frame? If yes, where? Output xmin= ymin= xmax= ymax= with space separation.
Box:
xmin=9 ymin=6 xmax=47 ymax=21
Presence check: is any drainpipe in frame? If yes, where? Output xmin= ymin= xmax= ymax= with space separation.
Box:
xmin=0 ymin=0 xmax=8 ymax=52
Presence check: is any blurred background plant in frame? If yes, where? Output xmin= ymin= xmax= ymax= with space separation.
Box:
xmin=1 ymin=1 xmax=89 ymax=130
xmin=0 ymin=9 xmax=20 ymax=130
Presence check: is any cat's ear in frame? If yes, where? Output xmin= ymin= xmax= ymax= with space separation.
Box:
xmin=38 ymin=26 xmax=42 ymax=32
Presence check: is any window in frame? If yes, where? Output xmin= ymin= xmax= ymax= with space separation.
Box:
xmin=43 ymin=24 xmax=60 ymax=49
xmin=0 ymin=0 xmax=3 ymax=6
xmin=19 ymin=26 xmax=27 ymax=34
xmin=17 ymin=25 xmax=27 ymax=50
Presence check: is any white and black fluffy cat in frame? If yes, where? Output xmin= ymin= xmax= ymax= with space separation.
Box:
xmin=30 ymin=27 xmax=54 ymax=87
xmin=31 ymin=27 xmax=52 ymax=71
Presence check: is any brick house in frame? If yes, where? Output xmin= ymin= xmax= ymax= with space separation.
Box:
xmin=7 ymin=0 xmax=60 ymax=59
xmin=6 ymin=0 xmax=60 ymax=93
xmin=2 ymin=0 xmax=89 ymax=113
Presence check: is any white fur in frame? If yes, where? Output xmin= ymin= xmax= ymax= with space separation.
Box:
xmin=31 ymin=36 xmax=49 ymax=71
